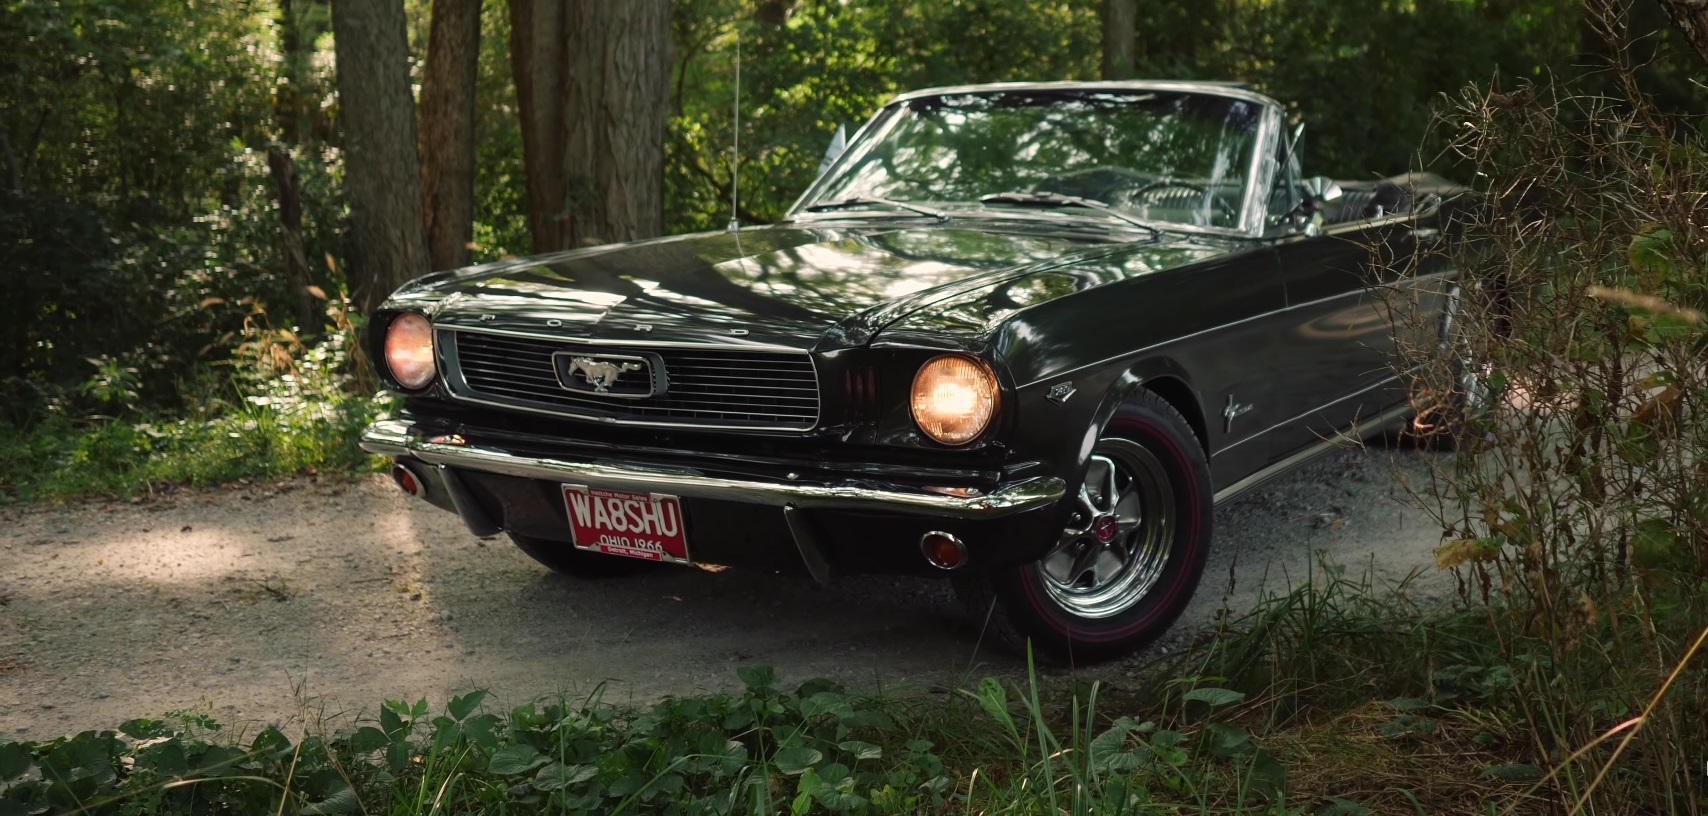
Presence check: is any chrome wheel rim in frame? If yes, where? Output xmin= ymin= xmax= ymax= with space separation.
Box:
xmin=1035 ymin=438 xmax=1174 ymax=619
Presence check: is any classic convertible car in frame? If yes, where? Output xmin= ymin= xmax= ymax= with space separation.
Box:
xmin=360 ymin=80 xmax=1465 ymax=662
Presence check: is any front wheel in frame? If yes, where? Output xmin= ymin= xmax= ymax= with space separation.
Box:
xmin=955 ymin=389 xmax=1214 ymax=664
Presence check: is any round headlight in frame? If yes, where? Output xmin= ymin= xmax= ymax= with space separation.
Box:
xmin=383 ymin=313 xmax=437 ymax=389
xmin=910 ymin=355 xmax=1000 ymax=446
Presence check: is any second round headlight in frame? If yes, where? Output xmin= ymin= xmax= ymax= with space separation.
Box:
xmin=910 ymin=355 xmax=1000 ymax=446
xmin=383 ymin=313 xmax=437 ymax=390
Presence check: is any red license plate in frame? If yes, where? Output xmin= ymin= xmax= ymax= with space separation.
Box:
xmin=562 ymin=485 xmax=690 ymax=563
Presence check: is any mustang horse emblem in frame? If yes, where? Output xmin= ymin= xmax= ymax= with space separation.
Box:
xmin=565 ymin=357 xmax=643 ymax=392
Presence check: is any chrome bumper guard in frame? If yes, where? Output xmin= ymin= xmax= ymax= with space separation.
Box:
xmin=359 ymin=418 xmax=1065 ymax=520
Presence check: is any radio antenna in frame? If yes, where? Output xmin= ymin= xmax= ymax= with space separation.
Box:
xmin=726 ymin=32 xmax=741 ymax=233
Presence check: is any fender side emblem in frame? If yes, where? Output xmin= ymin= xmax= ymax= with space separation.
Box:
xmin=1047 ymin=382 xmax=1076 ymax=405
xmin=1223 ymin=394 xmax=1254 ymax=433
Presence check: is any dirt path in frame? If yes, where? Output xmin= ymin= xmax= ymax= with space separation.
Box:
xmin=0 ymin=445 xmax=1453 ymax=739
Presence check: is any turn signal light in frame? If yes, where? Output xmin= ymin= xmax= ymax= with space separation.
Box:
xmin=920 ymin=531 xmax=967 ymax=570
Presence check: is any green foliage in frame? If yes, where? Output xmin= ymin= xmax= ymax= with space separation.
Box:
xmin=0 ymin=662 xmax=1395 ymax=816
xmin=0 ymin=297 xmax=386 ymax=503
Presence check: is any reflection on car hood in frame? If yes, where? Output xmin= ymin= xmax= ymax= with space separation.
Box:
xmin=388 ymin=221 xmax=1230 ymax=352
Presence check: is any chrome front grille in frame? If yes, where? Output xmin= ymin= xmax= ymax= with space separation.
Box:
xmin=444 ymin=330 xmax=820 ymax=430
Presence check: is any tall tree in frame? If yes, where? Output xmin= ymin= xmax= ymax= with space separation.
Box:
xmin=506 ymin=0 xmax=670 ymax=253
xmin=332 ymin=0 xmax=429 ymax=314
xmin=419 ymin=0 xmax=484 ymax=271
xmin=561 ymin=0 xmax=671 ymax=247
xmin=507 ymin=0 xmax=565 ymax=253
xmin=1101 ymin=0 xmax=1138 ymax=79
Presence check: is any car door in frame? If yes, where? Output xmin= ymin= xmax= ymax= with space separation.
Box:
xmin=1266 ymin=182 xmax=1448 ymax=461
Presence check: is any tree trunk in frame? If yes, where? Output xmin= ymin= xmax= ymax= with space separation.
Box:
xmin=266 ymin=148 xmax=318 ymax=330
xmin=507 ymin=0 xmax=566 ymax=253
xmin=420 ymin=0 xmax=483 ymax=271
xmin=0 ymin=108 xmax=21 ymax=192
xmin=332 ymin=0 xmax=429 ymax=315
xmin=1101 ymin=0 xmax=1138 ymax=80
xmin=1655 ymin=0 xmax=1708 ymax=65
xmin=560 ymin=0 xmax=671 ymax=247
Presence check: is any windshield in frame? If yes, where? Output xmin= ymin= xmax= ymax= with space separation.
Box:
xmin=800 ymin=90 xmax=1264 ymax=230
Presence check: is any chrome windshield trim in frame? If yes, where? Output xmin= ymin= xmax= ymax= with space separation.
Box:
xmin=360 ymin=419 xmax=1065 ymax=520
xmin=789 ymin=80 xmax=1280 ymax=240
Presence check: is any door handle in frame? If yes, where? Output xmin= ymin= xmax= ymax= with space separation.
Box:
xmin=1408 ymin=226 xmax=1441 ymax=245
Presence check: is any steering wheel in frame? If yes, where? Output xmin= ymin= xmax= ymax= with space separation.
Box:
xmin=1108 ymin=179 xmax=1240 ymax=225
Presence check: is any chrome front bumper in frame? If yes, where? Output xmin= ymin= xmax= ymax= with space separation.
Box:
xmin=359 ymin=418 xmax=1065 ymax=520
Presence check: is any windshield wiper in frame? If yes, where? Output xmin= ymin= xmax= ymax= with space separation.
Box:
xmin=801 ymin=196 xmax=950 ymax=221
xmin=979 ymin=192 xmax=1162 ymax=238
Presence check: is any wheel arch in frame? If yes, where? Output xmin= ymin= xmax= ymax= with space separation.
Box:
xmin=1102 ymin=356 xmax=1209 ymax=454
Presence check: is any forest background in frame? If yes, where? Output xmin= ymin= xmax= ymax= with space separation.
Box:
xmin=1 ymin=0 xmax=1704 ymax=497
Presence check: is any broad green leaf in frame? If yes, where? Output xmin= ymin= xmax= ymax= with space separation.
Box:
xmin=532 ymin=761 xmax=596 ymax=791
xmin=773 ymin=746 xmax=823 ymax=775
xmin=737 ymin=665 xmax=777 ymax=692
xmin=378 ymin=705 xmax=404 ymax=738
xmin=1088 ymin=719 xmax=1138 ymax=772
xmin=1246 ymin=746 xmax=1287 ymax=796
xmin=346 ymin=727 xmax=389 ymax=754
xmin=487 ymin=744 xmax=548 ymax=775
xmin=0 ymin=743 xmax=32 ymax=781
xmin=791 ymin=767 xmax=821 ymax=816
xmin=1204 ymin=722 xmax=1252 ymax=758
xmin=118 ymin=719 xmax=170 ymax=740
xmin=448 ymin=689 xmax=489 ymax=721
xmin=300 ymin=782 xmax=360 ymax=815
xmin=800 ymin=691 xmax=853 ymax=721
xmin=974 ymin=678 xmax=1016 ymax=735
xmin=134 ymin=741 xmax=188 ymax=776
xmin=1181 ymin=687 xmax=1246 ymax=707
xmin=462 ymin=714 xmax=501 ymax=751
xmin=837 ymin=740 xmax=881 ymax=761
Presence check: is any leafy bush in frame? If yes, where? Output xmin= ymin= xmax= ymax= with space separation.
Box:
xmin=1383 ymin=5 xmax=1708 ymax=809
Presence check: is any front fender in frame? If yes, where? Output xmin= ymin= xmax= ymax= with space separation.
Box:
xmin=1005 ymin=356 xmax=1206 ymax=529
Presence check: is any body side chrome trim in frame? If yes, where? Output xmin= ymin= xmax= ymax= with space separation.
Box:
xmin=1216 ymin=371 xmax=1410 ymax=455
xmin=1017 ymin=268 xmax=1455 ymax=391
xmin=360 ymin=419 xmax=1064 ymax=520
xmin=1211 ymin=402 xmax=1411 ymax=505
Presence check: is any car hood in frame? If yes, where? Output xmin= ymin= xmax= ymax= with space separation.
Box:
xmin=389 ymin=221 xmax=1224 ymax=351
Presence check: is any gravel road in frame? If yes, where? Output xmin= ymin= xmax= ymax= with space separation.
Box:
xmin=0 ymin=444 xmax=1453 ymax=739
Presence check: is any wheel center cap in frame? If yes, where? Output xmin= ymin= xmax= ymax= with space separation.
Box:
xmin=1093 ymin=514 xmax=1118 ymax=543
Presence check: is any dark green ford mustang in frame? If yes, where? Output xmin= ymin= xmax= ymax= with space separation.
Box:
xmin=362 ymin=80 xmax=1467 ymax=663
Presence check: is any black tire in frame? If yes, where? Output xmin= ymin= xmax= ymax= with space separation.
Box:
xmin=954 ymin=388 xmax=1214 ymax=664
xmin=508 ymin=533 xmax=656 ymax=578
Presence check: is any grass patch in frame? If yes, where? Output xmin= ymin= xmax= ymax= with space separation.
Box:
xmin=1 ymin=298 xmax=388 ymax=504
xmin=10 ymin=566 xmax=1660 ymax=815
xmin=0 ymin=397 xmax=385 ymax=503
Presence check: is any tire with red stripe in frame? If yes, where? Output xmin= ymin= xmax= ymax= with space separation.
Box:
xmin=954 ymin=388 xmax=1213 ymax=664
